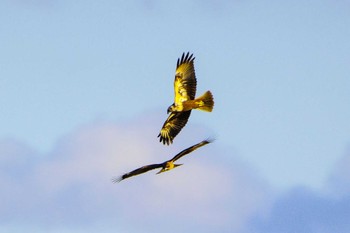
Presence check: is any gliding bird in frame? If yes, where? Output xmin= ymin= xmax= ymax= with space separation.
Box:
xmin=112 ymin=139 xmax=213 ymax=182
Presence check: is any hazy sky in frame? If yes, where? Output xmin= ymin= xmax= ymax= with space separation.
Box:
xmin=1 ymin=0 xmax=350 ymax=232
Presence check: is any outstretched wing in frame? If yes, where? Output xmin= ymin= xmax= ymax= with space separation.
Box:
xmin=112 ymin=163 xmax=163 ymax=182
xmin=174 ymin=52 xmax=197 ymax=105
xmin=158 ymin=111 xmax=191 ymax=145
xmin=170 ymin=138 xmax=214 ymax=162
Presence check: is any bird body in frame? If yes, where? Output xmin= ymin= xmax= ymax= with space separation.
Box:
xmin=169 ymin=90 xmax=214 ymax=112
xmin=158 ymin=52 xmax=214 ymax=145
xmin=113 ymin=139 xmax=213 ymax=182
xmin=156 ymin=162 xmax=182 ymax=174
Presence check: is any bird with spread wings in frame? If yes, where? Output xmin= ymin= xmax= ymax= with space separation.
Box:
xmin=112 ymin=139 xmax=213 ymax=182
xmin=158 ymin=52 xmax=214 ymax=145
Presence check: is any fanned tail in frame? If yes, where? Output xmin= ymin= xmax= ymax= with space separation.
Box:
xmin=196 ymin=91 xmax=214 ymax=112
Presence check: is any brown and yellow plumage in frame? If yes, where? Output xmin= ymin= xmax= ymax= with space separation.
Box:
xmin=112 ymin=139 xmax=214 ymax=182
xmin=158 ymin=52 xmax=214 ymax=145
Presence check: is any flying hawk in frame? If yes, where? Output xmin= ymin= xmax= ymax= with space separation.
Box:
xmin=112 ymin=139 xmax=213 ymax=182
xmin=158 ymin=52 xmax=214 ymax=145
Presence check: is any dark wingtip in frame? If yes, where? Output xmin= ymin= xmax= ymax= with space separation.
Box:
xmin=158 ymin=134 xmax=173 ymax=146
xmin=204 ymin=137 xmax=216 ymax=144
xmin=166 ymin=136 xmax=173 ymax=145
xmin=183 ymin=52 xmax=195 ymax=63
xmin=184 ymin=52 xmax=189 ymax=61
xmin=177 ymin=52 xmax=195 ymax=68
xmin=158 ymin=134 xmax=166 ymax=144
xmin=111 ymin=176 xmax=123 ymax=183
xmin=164 ymin=137 xmax=171 ymax=146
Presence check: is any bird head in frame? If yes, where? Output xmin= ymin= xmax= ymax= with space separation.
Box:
xmin=157 ymin=162 xmax=182 ymax=174
xmin=167 ymin=104 xmax=175 ymax=114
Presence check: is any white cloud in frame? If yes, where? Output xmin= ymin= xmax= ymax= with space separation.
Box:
xmin=0 ymin=115 xmax=269 ymax=233
xmin=2 ymin=114 xmax=349 ymax=233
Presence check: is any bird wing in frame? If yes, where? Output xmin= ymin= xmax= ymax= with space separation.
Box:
xmin=112 ymin=163 xmax=163 ymax=182
xmin=158 ymin=111 xmax=191 ymax=145
xmin=173 ymin=52 xmax=197 ymax=105
xmin=170 ymin=138 xmax=214 ymax=162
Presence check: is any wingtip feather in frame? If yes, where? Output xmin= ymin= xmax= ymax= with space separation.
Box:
xmin=177 ymin=52 xmax=195 ymax=68
xmin=111 ymin=176 xmax=123 ymax=183
xmin=158 ymin=133 xmax=173 ymax=145
xmin=204 ymin=137 xmax=216 ymax=144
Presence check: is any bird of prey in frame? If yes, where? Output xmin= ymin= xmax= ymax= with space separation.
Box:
xmin=158 ymin=52 xmax=214 ymax=145
xmin=112 ymin=139 xmax=214 ymax=182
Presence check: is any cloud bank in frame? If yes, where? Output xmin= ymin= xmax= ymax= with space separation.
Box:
xmin=1 ymin=113 xmax=349 ymax=233
xmin=0 ymin=114 xmax=269 ymax=233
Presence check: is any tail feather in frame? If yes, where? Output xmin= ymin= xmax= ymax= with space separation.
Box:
xmin=196 ymin=91 xmax=214 ymax=112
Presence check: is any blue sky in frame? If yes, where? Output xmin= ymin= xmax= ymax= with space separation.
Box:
xmin=1 ymin=0 xmax=350 ymax=232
